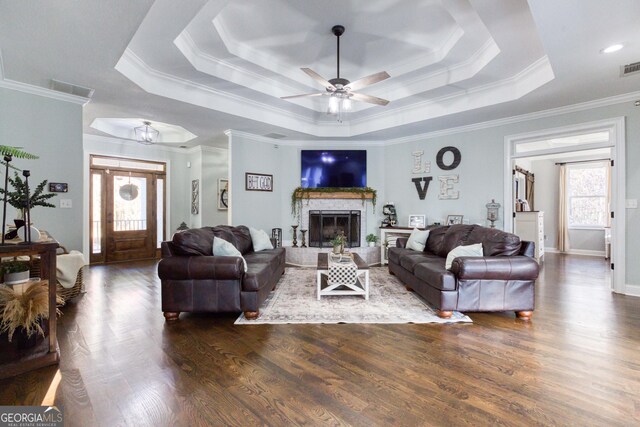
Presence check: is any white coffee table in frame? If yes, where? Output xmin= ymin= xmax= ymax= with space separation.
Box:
xmin=316 ymin=252 xmax=369 ymax=300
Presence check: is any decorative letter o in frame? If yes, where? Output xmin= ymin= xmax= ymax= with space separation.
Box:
xmin=436 ymin=146 xmax=461 ymax=170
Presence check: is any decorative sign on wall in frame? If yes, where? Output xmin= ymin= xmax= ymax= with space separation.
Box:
xmin=410 ymin=146 xmax=461 ymax=200
xmin=245 ymin=173 xmax=273 ymax=192
xmin=438 ymin=175 xmax=459 ymax=200
xmin=191 ymin=179 xmax=199 ymax=214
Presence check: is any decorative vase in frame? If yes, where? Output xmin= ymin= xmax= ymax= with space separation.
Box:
xmin=368 ymin=242 xmax=376 ymax=247
xmin=332 ymin=244 xmax=341 ymax=255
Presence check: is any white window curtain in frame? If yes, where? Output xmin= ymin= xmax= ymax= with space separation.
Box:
xmin=557 ymin=164 xmax=570 ymax=252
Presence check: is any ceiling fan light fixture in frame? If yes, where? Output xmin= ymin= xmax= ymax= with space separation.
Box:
xmin=134 ymin=121 xmax=159 ymax=145
xmin=281 ymin=24 xmax=390 ymax=123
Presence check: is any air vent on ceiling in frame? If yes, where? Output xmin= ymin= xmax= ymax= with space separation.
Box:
xmin=264 ymin=133 xmax=287 ymax=139
xmin=50 ymin=79 xmax=95 ymax=98
xmin=621 ymin=61 xmax=640 ymax=77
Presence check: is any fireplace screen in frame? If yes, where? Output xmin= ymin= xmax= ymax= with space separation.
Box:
xmin=308 ymin=210 xmax=361 ymax=248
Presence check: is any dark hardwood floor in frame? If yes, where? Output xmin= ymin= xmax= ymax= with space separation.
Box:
xmin=1 ymin=253 xmax=639 ymax=426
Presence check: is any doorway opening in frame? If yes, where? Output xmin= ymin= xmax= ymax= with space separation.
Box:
xmin=89 ymin=155 xmax=166 ymax=264
xmin=504 ymin=118 xmax=626 ymax=294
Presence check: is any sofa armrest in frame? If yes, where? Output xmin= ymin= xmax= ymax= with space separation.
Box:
xmin=450 ymin=256 xmax=539 ymax=281
xmin=158 ymin=256 xmax=244 ymax=281
xmin=396 ymin=237 xmax=408 ymax=248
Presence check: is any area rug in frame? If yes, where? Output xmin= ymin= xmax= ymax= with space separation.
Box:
xmin=235 ymin=267 xmax=472 ymax=324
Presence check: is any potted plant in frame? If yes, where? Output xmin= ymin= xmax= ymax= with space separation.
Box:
xmin=1 ymin=260 xmax=31 ymax=286
xmin=366 ymin=233 xmax=379 ymax=247
xmin=330 ymin=232 xmax=346 ymax=255
xmin=0 ymin=172 xmax=56 ymax=219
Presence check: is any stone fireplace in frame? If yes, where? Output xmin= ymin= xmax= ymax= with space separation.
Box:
xmin=298 ymin=197 xmax=369 ymax=247
xmin=308 ymin=210 xmax=361 ymax=248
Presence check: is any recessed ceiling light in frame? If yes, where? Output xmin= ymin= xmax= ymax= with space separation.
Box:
xmin=602 ymin=44 xmax=624 ymax=54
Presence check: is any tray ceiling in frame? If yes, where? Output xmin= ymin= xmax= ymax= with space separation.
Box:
xmin=116 ymin=0 xmax=553 ymax=137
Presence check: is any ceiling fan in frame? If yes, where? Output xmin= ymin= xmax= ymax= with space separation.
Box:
xmin=281 ymin=25 xmax=391 ymax=113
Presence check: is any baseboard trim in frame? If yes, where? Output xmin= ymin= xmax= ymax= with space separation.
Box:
xmin=624 ymin=284 xmax=640 ymax=297
xmin=544 ymin=247 xmax=605 ymax=257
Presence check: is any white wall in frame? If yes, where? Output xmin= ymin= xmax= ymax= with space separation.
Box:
xmin=384 ymin=134 xmax=503 ymax=228
xmin=0 ymin=87 xmax=83 ymax=250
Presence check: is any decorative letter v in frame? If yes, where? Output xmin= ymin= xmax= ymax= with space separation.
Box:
xmin=411 ymin=177 xmax=433 ymax=200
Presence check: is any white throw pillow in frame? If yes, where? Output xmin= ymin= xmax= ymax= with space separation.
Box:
xmin=406 ymin=228 xmax=430 ymax=252
xmin=213 ymin=236 xmax=248 ymax=272
xmin=445 ymin=243 xmax=483 ymax=270
xmin=250 ymin=227 xmax=274 ymax=251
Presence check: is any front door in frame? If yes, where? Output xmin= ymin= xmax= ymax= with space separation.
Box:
xmin=90 ymin=155 xmax=166 ymax=264
xmin=106 ymin=171 xmax=156 ymax=262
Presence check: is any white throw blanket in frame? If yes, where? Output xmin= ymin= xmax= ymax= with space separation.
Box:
xmin=57 ymin=250 xmax=86 ymax=289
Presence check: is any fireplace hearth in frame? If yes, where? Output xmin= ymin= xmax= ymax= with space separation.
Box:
xmin=309 ymin=210 xmax=361 ymax=248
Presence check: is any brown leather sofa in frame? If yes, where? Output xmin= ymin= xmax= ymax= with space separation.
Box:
xmin=388 ymin=224 xmax=539 ymax=320
xmin=158 ymin=225 xmax=285 ymax=321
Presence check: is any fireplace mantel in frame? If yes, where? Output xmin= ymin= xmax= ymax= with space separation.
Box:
xmin=293 ymin=190 xmax=375 ymax=200
xmin=293 ymin=187 xmax=376 ymax=201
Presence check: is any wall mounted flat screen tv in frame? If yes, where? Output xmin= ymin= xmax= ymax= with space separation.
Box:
xmin=301 ymin=150 xmax=366 ymax=188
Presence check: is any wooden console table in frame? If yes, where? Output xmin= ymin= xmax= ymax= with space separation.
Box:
xmin=0 ymin=234 xmax=59 ymax=379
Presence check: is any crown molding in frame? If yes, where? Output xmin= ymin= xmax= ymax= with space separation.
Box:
xmin=83 ymin=133 xmax=188 ymax=154
xmin=224 ymin=129 xmax=387 ymax=147
xmin=386 ymin=91 xmax=640 ymax=145
xmin=116 ymin=49 xmax=359 ymax=137
xmin=0 ymin=50 xmax=90 ymax=105
xmin=118 ymin=47 xmax=556 ymax=137
xmin=185 ymin=145 xmax=228 ymax=154
xmin=180 ymin=24 xmax=497 ymax=113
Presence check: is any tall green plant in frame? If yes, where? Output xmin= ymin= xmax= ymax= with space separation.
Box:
xmin=0 ymin=172 xmax=56 ymax=214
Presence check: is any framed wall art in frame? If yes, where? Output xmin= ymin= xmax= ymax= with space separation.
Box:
xmin=49 ymin=182 xmax=68 ymax=193
xmin=218 ymin=178 xmax=228 ymax=210
xmin=446 ymin=214 xmax=464 ymax=225
xmin=191 ymin=179 xmax=199 ymax=214
xmin=245 ymin=173 xmax=273 ymax=192
xmin=408 ymin=214 xmax=426 ymax=228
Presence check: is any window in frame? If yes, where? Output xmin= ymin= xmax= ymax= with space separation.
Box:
xmin=567 ymin=162 xmax=609 ymax=228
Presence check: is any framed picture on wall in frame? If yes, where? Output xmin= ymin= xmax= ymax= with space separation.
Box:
xmin=191 ymin=179 xmax=199 ymax=214
xmin=218 ymin=179 xmax=228 ymax=210
xmin=408 ymin=214 xmax=426 ymax=228
xmin=245 ymin=173 xmax=273 ymax=191
xmin=446 ymin=214 xmax=464 ymax=225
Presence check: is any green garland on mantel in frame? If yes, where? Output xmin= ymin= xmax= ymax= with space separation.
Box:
xmin=291 ymin=186 xmax=377 ymax=220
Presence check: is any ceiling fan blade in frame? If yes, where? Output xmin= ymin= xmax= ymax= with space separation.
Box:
xmin=345 ymin=71 xmax=390 ymax=92
xmin=350 ymin=92 xmax=390 ymax=106
xmin=301 ymin=68 xmax=337 ymax=91
xmin=281 ymin=92 xmax=325 ymax=100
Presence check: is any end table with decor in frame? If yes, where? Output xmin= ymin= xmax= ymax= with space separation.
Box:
xmin=0 ymin=231 xmax=60 ymax=379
